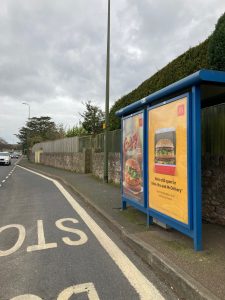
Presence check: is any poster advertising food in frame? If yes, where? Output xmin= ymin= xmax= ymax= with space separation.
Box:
xmin=122 ymin=112 xmax=144 ymax=205
xmin=148 ymin=97 xmax=188 ymax=224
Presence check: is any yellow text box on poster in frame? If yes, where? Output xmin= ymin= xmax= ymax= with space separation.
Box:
xmin=148 ymin=97 xmax=188 ymax=224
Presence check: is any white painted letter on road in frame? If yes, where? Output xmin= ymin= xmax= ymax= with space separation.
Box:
xmin=27 ymin=220 xmax=57 ymax=252
xmin=57 ymin=282 xmax=100 ymax=300
xmin=11 ymin=295 xmax=42 ymax=300
xmin=0 ymin=224 xmax=25 ymax=257
xmin=55 ymin=218 xmax=88 ymax=246
xmin=10 ymin=283 xmax=99 ymax=300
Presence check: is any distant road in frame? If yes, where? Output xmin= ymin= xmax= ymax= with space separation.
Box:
xmin=0 ymin=158 xmax=18 ymax=188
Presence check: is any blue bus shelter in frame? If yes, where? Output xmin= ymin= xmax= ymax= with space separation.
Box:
xmin=116 ymin=69 xmax=225 ymax=251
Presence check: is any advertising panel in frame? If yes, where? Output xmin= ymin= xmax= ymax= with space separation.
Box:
xmin=148 ymin=97 xmax=188 ymax=224
xmin=122 ymin=112 xmax=144 ymax=205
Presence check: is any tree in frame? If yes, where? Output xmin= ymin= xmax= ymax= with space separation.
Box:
xmin=16 ymin=116 xmax=64 ymax=150
xmin=0 ymin=138 xmax=8 ymax=151
xmin=66 ymin=125 xmax=88 ymax=137
xmin=80 ymin=101 xmax=104 ymax=135
xmin=56 ymin=123 xmax=66 ymax=139
xmin=0 ymin=137 xmax=7 ymax=144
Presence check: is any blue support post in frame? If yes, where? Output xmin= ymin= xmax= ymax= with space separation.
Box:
xmin=144 ymin=109 xmax=153 ymax=227
xmin=147 ymin=214 xmax=153 ymax=227
xmin=192 ymin=85 xmax=202 ymax=251
xmin=121 ymin=118 xmax=126 ymax=210
xmin=143 ymin=109 xmax=148 ymax=210
xmin=122 ymin=200 xmax=127 ymax=210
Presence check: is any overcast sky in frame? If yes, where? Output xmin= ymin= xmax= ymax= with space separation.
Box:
xmin=0 ymin=0 xmax=224 ymax=143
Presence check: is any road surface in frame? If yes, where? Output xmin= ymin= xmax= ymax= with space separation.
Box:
xmin=0 ymin=164 xmax=177 ymax=299
xmin=0 ymin=158 xmax=18 ymax=187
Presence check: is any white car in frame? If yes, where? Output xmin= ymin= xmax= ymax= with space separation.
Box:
xmin=0 ymin=152 xmax=11 ymax=165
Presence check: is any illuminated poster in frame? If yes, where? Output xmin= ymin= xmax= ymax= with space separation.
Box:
xmin=148 ymin=97 xmax=188 ymax=224
xmin=123 ymin=112 xmax=144 ymax=204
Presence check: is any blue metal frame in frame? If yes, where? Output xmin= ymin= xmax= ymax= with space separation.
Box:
xmin=120 ymin=93 xmax=203 ymax=250
xmin=144 ymin=109 xmax=153 ymax=225
xmin=147 ymin=93 xmax=193 ymax=228
xmin=121 ymin=110 xmax=147 ymax=212
xmin=116 ymin=69 xmax=220 ymax=251
xmin=191 ymin=85 xmax=202 ymax=251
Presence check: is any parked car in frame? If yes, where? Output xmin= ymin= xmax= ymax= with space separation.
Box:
xmin=11 ymin=152 xmax=20 ymax=159
xmin=0 ymin=152 xmax=11 ymax=165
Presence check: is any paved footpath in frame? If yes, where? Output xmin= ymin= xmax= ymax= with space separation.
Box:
xmin=0 ymin=164 xmax=177 ymax=299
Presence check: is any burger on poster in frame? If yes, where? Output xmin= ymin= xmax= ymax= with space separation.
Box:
xmin=123 ymin=132 xmax=139 ymax=154
xmin=155 ymin=139 xmax=175 ymax=165
xmin=124 ymin=158 xmax=142 ymax=192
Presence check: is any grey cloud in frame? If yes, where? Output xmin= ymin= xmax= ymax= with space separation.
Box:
xmin=0 ymin=0 xmax=224 ymax=143
xmin=109 ymin=0 xmax=225 ymax=100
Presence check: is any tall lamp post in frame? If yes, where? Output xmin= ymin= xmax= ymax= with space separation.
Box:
xmin=22 ymin=102 xmax=31 ymax=156
xmin=22 ymin=102 xmax=31 ymax=119
xmin=104 ymin=0 xmax=110 ymax=183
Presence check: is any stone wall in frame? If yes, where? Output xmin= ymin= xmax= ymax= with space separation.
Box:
xmin=202 ymin=155 xmax=225 ymax=226
xmin=31 ymin=149 xmax=225 ymax=226
xmin=39 ymin=150 xmax=90 ymax=173
xmin=29 ymin=152 xmax=35 ymax=162
xmin=91 ymin=152 xmax=225 ymax=226
xmin=92 ymin=152 xmax=121 ymax=184
xmin=92 ymin=152 xmax=104 ymax=179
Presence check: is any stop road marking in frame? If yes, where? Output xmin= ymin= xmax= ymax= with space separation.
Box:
xmin=10 ymin=282 xmax=100 ymax=300
xmin=0 ymin=224 xmax=25 ymax=257
xmin=0 ymin=218 xmax=88 ymax=257
xmin=56 ymin=218 xmax=88 ymax=246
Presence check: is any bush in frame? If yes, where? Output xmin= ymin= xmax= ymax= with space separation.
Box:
xmin=208 ymin=13 xmax=225 ymax=70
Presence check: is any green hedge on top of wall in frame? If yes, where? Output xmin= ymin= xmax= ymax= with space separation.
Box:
xmin=208 ymin=12 xmax=225 ymax=71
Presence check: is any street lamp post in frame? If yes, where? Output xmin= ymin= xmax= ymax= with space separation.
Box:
xmin=22 ymin=102 xmax=31 ymax=119
xmin=104 ymin=0 xmax=110 ymax=183
xmin=22 ymin=102 xmax=31 ymax=157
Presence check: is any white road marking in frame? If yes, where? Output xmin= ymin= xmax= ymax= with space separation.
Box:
xmin=10 ymin=282 xmax=99 ymax=300
xmin=57 ymin=282 xmax=100 ymax=300
xmin=2 ymin=180 xmax=5 ymax=183
xmin=0 ymin=218 xmax=87 ymax=256
xmin=55 ymin=218 xmax=88 ymax=246
xmin=0 ymin=224 xmax=26 ymax=257
xmin=27 ymin=220 xmax=57 ymax=252
xmin=11 ymin=295 xmax=42 ymax=300
xmin=6 ymin=176 xmax=9 ymax=179
xmin=18 ymin=165 xmax=164 ymax=300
